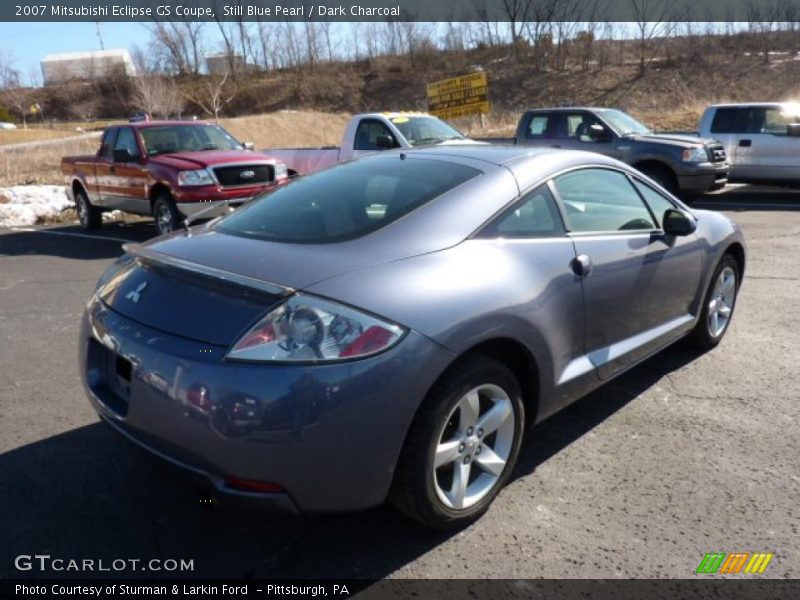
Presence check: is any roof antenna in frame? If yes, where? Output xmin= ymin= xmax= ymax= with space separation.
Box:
xmin=400 ymin=153 xmax=406 ymax=160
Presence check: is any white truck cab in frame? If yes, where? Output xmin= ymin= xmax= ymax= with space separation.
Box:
xmin=698 ymin=102 xmax=800 ymax=184
xmin=264 ymin=112 xmax=479 ymax=177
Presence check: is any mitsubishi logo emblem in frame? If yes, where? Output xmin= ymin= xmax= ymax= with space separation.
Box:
xmin=240 ymin=170 xmax=256 ymax=179
xmin=125 ymin=282 xmax=148 ymax=303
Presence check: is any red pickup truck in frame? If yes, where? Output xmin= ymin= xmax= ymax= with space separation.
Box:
xmin=62 ymin=120 xmax=288 ymax=235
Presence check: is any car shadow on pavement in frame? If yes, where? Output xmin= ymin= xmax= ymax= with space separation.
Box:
xmin=0 ymin=223 xmax=157 ymax=260
xmin=0 ymin=344 xmax=704 ymax=581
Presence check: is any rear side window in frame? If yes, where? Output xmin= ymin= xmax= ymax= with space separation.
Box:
xmin=480 ymin=185 xmax=564 ymax=238
xmin=216 ymin=158 xmax=480 ymax=244
xmin=98 ymin=128 xmax=117 ymax=159
xmin=554 ymin=168 xmax=656 ymax=233
xmin=525 ymin=113 xmax=556 ymax=139
xmin=710 ymin=108 xmax=748 ymax=134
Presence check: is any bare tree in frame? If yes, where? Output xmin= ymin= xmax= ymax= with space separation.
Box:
xmin=629 ymin=0 xmax=676 ymax=71
xmin=746 ymin=0 xmax=785 ymax=63
xmin=147 ymin=21 xmax=205 ymax=75
xmin=183 ymin=71 xmax=236 ymax=122
xmin=502 ymin=0 xmax=534 ymax=44
xmin=133 ymin=72 xmax=184 ymax=118
xmin=0 ymin=53 xmax=35 ymax=128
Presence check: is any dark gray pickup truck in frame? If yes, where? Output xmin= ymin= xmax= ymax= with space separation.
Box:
xmin=493 ymin=107 xmax=729 ymax=195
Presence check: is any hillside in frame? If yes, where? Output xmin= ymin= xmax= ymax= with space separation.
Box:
xmin=4 ymin=29 xmax=800 ymax=134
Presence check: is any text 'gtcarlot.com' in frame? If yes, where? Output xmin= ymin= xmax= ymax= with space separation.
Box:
xmin=14 ymin=554 xmax=194 ymax=572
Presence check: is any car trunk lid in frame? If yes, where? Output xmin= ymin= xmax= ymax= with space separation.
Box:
xmin=97 ymin=247 xmax=287 ymax=346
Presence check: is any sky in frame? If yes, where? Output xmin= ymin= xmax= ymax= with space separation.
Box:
xmin=0 ymin=22 xmax=147 ymax=82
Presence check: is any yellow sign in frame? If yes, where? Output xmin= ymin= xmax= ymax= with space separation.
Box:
xmin=426 ymin=72 xmax=489 ymax=120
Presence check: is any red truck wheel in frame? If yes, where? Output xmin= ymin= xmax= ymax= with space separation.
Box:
xmin=153 ymin=195 xmax=182 ymax=235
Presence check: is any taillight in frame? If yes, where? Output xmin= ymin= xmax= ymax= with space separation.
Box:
xmin=224 ymin=476 xmax=285 ymax=494
xmin=226 ymin=293 xmax=405 ymax=363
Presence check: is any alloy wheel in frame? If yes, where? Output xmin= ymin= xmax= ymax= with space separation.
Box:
xmin=707 ymin=266 xmax=736 ymax=338
xmin=156 ymin=203 xmax=174 ymax=234
xmin=432 ymin=384 xmax=515 ymax=510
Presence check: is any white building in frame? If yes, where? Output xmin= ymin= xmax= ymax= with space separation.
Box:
xmin=41 ymin=49 xmax=136 ymax=85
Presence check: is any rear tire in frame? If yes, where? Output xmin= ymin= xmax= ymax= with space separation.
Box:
xmin=153 ymin=194 xmax=182 ymax=235
xmin=688 ymin=254 xmax=740 ymax=350
xmin=75 ymin=188 xmax=101 ymax=231
xmin=639 ymin=163 xmax=678 ymax=195
xmin=391 ymin=356 xmax=525 ymax=529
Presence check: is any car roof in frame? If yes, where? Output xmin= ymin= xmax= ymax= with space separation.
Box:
xmin=128 ymin=120 xmax=213 ymax=129
xmin=525 ymin=107 xmax=619 ymax=113
xmin=707 ymin=102 xmax=790 ymax=109
xmin=372 ymin=144 xmax=627 ymax=191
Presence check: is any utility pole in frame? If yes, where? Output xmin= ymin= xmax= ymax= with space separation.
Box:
xmin=95 ymin=22 xmax=105 ymax=50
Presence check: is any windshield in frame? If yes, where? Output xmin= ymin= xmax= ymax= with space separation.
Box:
xmin=599 ymin=109 xmax=652 ymax=136
xmin=391 ymin=116 xmax=466 ymax=146
xmin=215 ymin=157 xmax=480 ymax=244
xmin=140 ymin=124 xmax=242 ymax=155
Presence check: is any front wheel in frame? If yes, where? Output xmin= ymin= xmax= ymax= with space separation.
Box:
xmin=153 ymin=194 xmax=182 ymax=236
xmin=391 ymin=356 xmax=525 ymax=528
xmin=689 ymin=254 xmax=740 ymax=350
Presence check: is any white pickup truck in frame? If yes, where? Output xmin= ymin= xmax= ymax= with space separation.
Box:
xmin=263 ymin=112 xmax=479 ymax=176
xmin=698 ymin=102 xmax=800 ymax=184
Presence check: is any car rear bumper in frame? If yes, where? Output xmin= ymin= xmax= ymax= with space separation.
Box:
xmin=677 ymin=162 xmax=729 ymax=193
xmin=80 ymin=294 xmax=453 ymax=512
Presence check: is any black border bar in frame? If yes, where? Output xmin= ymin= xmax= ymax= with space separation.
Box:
xmin=3 ymin=0 xmax=797 ymax=23
xmin=4 ymin=579 xmax=800 ymax=600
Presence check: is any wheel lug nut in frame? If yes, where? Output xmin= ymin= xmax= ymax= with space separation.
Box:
xmin=476 ymin=446 xmax=482 ymax=455
xmin=477 ymin=428 xmax=483 ymax=438
xmin=463 ymin=455 xmax=471 ymax=464
xmin=458 ymin=443 xmax=465 ymax=453
xmin=466 ymin=427 xmax=473 ymax=436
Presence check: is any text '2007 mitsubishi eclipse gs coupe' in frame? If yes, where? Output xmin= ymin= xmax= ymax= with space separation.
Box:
xmin=80 ymin=146 xmax=745 ymax=528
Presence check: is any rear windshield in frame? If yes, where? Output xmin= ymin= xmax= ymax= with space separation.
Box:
xmin=215 ymin=157 xmax=480 ymax=244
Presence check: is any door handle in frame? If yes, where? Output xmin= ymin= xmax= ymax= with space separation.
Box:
xmin=738 ymin=139 xmax=752 ymax=147
xmin=571 ymin=254 xmax=592 ymax=277
xmin=550 ymin=144 xmax=562 ymax=148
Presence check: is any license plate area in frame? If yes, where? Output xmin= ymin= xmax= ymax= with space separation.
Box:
xmin=87 ymin=338 xmax=132 ymax=417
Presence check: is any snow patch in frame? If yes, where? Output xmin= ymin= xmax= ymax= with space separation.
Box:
xmin=0 ymin=185 xmax=72 ymax=228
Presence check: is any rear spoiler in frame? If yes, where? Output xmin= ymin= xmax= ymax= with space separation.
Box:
xmin=122 ymin=243 xmax=294 ymax=297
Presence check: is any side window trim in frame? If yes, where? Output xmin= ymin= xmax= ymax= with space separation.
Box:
xmin=548 ymin=166 xmax=661 ymax=236
xmin=627 ymin=173 xmax=671 ymax=229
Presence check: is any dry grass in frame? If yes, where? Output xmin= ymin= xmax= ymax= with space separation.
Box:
xmin=0 ymin=136 xmax=98 ymax=186
xmin=220 ymin=110 xmax=352 ymax=148
xmin=0 ymin=128 xmax=89 ymax=145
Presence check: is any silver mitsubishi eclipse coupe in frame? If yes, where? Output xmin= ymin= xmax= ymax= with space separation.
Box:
xmin=80 ymin=145 xmax=745 ymax=528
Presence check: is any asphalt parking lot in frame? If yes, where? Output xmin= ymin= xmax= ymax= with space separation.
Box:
xmin=1 ymin=185 xmax=798 ymax=581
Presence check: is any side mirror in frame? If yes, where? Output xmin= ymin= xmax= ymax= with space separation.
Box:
xmin=112 ymin=148 xmax=134 ymax=163
xmin=588 ymin=124 xmax=612 ymax=142
xmin=662 ymin=209 xmax=697 ymax=236
xmin=242 ymin=141 xmax=255 ymax=151
xmin=787 ymin=124 xmax=800 ymax=137
xmin=375 ymin=134 xmax=396 ymax=150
